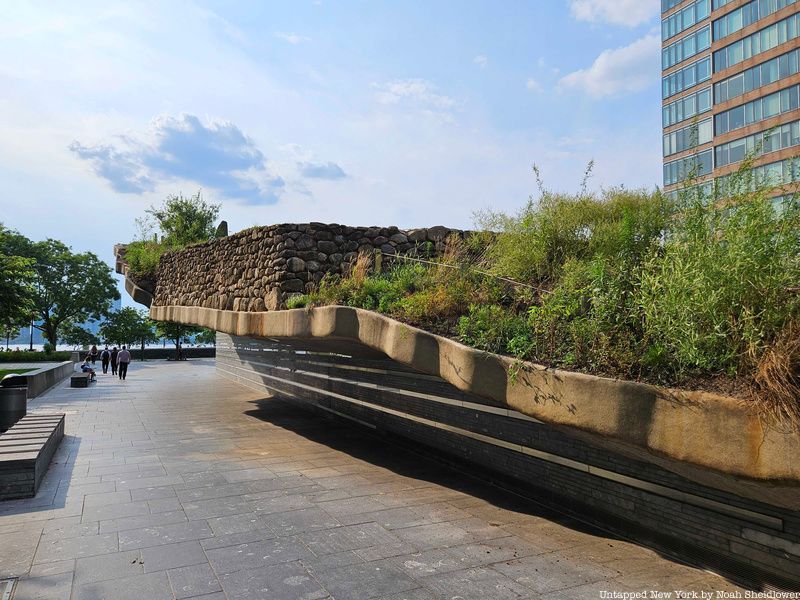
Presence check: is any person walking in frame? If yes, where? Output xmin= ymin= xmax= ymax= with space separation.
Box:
xmin=89 ymin=344 xmax=98 ymax=365
xmin=110 ymin=347 xmax=118 ymax=375
xmin=117 ymin=345 xmax=131 ymax=380
xmin=100 ymin=346 xmax=111 ymax=374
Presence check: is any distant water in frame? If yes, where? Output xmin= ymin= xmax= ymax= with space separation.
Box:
xmin=2 ymin=343 xmax=213 ymax=352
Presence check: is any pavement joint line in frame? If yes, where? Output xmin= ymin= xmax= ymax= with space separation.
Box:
xmin=219 ymin=361 xmax=783 ymax=530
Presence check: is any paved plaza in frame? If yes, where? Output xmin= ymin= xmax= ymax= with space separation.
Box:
xmin=0 ymin=359 xmax=746 ymax=599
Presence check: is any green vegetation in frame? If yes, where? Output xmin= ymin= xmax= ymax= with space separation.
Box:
xmin=126 ymin=190 xmax=220 ymax=277
xmin=0 ymin=226 xmax=119 ymax=347
xmin=294 ymin=163 xmax=800 ymax=425
xmin=0 ymin=351 xmax=72 ymax=363
xmin=0 ymin=368 xmax=35 ymax=379
xmin=155 ymin=321 xmax=213 ymax=359
xmin=100 ymin=307 xmax=158 ymax=352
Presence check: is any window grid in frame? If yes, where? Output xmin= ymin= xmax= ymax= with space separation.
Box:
xmin=663 ymin=87 xmax=713 ymax=128
xmin=662 ymin=0 xmax=711 ymax=41
xmin=664 ymin=149 xmax=714 ymax=185
xmin=663 ymin=26 xmax=711 ymax=69
xmin=663 ymin=56 xmax=712 ymax=99
xmin=714 ymin=84 xmax=800 ymax=135
xmin=664 ymin=119 xmax=714 ymax=157
xmin=714 ymin=47 xmax=800 ymax=104
xmin=714 ymin=120 xmax=800 ymax=167
xmin=716 ymin=157 xmax=800 ymax=191
xmin=713 ymin=12 xmax=800 ymax=72
xmin=713 ymin=0 xmax=798 ymax=42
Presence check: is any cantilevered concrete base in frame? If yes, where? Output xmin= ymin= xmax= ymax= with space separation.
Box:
xmin=216 ymin=332 xmax=800 ymax=589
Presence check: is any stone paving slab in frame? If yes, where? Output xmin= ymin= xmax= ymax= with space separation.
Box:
xmin=0 ymin=359 xmax=749 ymax=599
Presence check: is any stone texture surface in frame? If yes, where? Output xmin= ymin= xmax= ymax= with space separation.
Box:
xmin=147 ymin=223 xmax=470 ymax=310
xmin=0 ymin=359 xmax=747 ymax=599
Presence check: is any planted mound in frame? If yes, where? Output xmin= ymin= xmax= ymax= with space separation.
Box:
xmin=291 ymin=183 xmax=800 ymax=427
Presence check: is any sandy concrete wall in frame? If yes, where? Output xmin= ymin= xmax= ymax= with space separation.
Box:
xmin=150 ymin=303 xmax=800 ymax=483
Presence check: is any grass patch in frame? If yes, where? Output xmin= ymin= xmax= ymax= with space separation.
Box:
xmin=0 ymin=368 xmax=35 ymax=379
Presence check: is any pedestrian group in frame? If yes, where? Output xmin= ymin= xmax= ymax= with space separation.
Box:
xmin=83 ymin=344 xmax=132 ymax=381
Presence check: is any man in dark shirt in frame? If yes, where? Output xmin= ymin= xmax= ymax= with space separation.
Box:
xmin=100 ymin=347 xmax=111 ymax=374
xmin=110 ymin=347 xmax=119 ymax=376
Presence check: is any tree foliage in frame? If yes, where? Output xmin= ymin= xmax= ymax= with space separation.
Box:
xmin=100 ymin=308 xmax=157 ymax=348
xmin=59 ymin=324 xmax=100 ymax=348
xmin=154 ymin=321 xmax=203 ymax=348
xmin=0 ymin=229 xmax=119 ymax=347
xmin=146 ymin=190 xmax=220 ymax=248
xmin=0 ymin=224 xmax=35 ymax=329
xmin=125 ymin=190 xmax=221 ymax=277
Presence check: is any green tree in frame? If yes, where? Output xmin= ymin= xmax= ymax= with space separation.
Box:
xmin=1 ymin=315 xmax=28 ymax=351
xmin=100 ymin=308 xmax=157 ymax=354
xmin=146 ymin=190 xmax=220 ymax=247
xmin=155 ymin=321 xmax=203 ymax=359
xmin=59 ymin=324 xmax=100 ymax=349
xmin=0 ymin=232 xmax=120 ymax=347
xmin=194 ymin=328 xmax=217 ymax=345
xmin=0 ymin=225 xmax=35 ymax=331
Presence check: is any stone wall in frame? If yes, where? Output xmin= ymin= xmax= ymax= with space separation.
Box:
xmin=153 ymin=223 xmax=467 ymax=310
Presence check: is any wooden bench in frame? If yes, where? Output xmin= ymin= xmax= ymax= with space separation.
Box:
xmin=70 ymin=372 xmax=91 ymax=387
xmin=0 ymin=414 xmax=65 ymax=500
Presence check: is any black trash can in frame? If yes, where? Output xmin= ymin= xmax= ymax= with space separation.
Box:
xmin=0 ymin=374 xmax=28 ymax=431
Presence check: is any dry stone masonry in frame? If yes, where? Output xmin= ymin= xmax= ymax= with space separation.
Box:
xmin=153 ymin=222 xmax=467 ymax=310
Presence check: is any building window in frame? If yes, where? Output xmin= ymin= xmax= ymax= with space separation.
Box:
xmin=664 ymin=118 xmax=714 ymax=157
xmin=715 ymin=84 xmax=800 ymax=135
xmin=714 ymin=48 xmax=800 ymax=104
xmin=713 ymin=0 xmax=798 ymax=42
xmin=664 ymin=149 xmax=713 ymax=185
xmin=663 ymin=87 xmax=713 ymax=128
xmin=663 ymin=26 xmax=711 ymax=70
xmin=714 ymin=12 xmax=800 ymax=72
xmin=715 ymin=120 xmax=800 ymax=167
xmin=716 ymin=157 xmax=800 ymax=192
xmin=662 ymin=0 xmax=711 ymax=41
xmin=663 ymin=56 xmax=712 ymax=99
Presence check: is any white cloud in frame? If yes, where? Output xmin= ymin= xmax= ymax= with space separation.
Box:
xmin=558 ymin=33 xmax=659 ymax=98
xmin=70 ymin=113 xmax=286 ymax=204
xmin=473 ymin=54 xmax=488 ymax=68
xmin=275 ymin=31 xmax=310 ymax=44
xmin=526 ymin=78 xmax=541 ymax=92
xmin=297 ymin=161 xmax=347 ymax=180
xmin=372 ymin=79 xmax=455 ymax=110
xmin=569 ymin=0 xmax=659 ymax=27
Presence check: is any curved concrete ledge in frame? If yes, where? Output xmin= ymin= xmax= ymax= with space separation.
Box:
xmin=113 ymin=244 xmax=154 ymax=308
xmin=150 ymin=304 xmax=800 ymax=483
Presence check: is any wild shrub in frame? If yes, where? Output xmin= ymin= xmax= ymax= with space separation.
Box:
xmin=457 ymin=304 xmax=530 ymax=356
xmin=475 ymin=188 xmax=670 ymax=287
xmin=638 ymin=178 xmax=800 ymax=382
xmin=124 ymin=241 xmax=166 ymax=277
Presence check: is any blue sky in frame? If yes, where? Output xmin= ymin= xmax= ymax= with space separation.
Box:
xmin=0 ymin=0 xmax=661 ymax=306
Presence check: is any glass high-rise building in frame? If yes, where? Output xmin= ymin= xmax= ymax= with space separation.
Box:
xmin=662 ymin=0 xmax=800 ymax=196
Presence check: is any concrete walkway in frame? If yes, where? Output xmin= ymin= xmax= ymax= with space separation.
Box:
xmin=0 ymin=359 xmax=746 ymax=599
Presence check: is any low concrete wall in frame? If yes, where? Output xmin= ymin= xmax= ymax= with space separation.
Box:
xmin=216 ymin=331 xmax=800 ymax=588
xmin=14 ymin=361 xmax=75 ymax=398
xmin=151 ymin=304 xmax=800 ymax=483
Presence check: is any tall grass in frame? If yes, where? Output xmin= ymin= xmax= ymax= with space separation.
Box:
xmin=279 ymin=162 xmax=800 ymax=425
